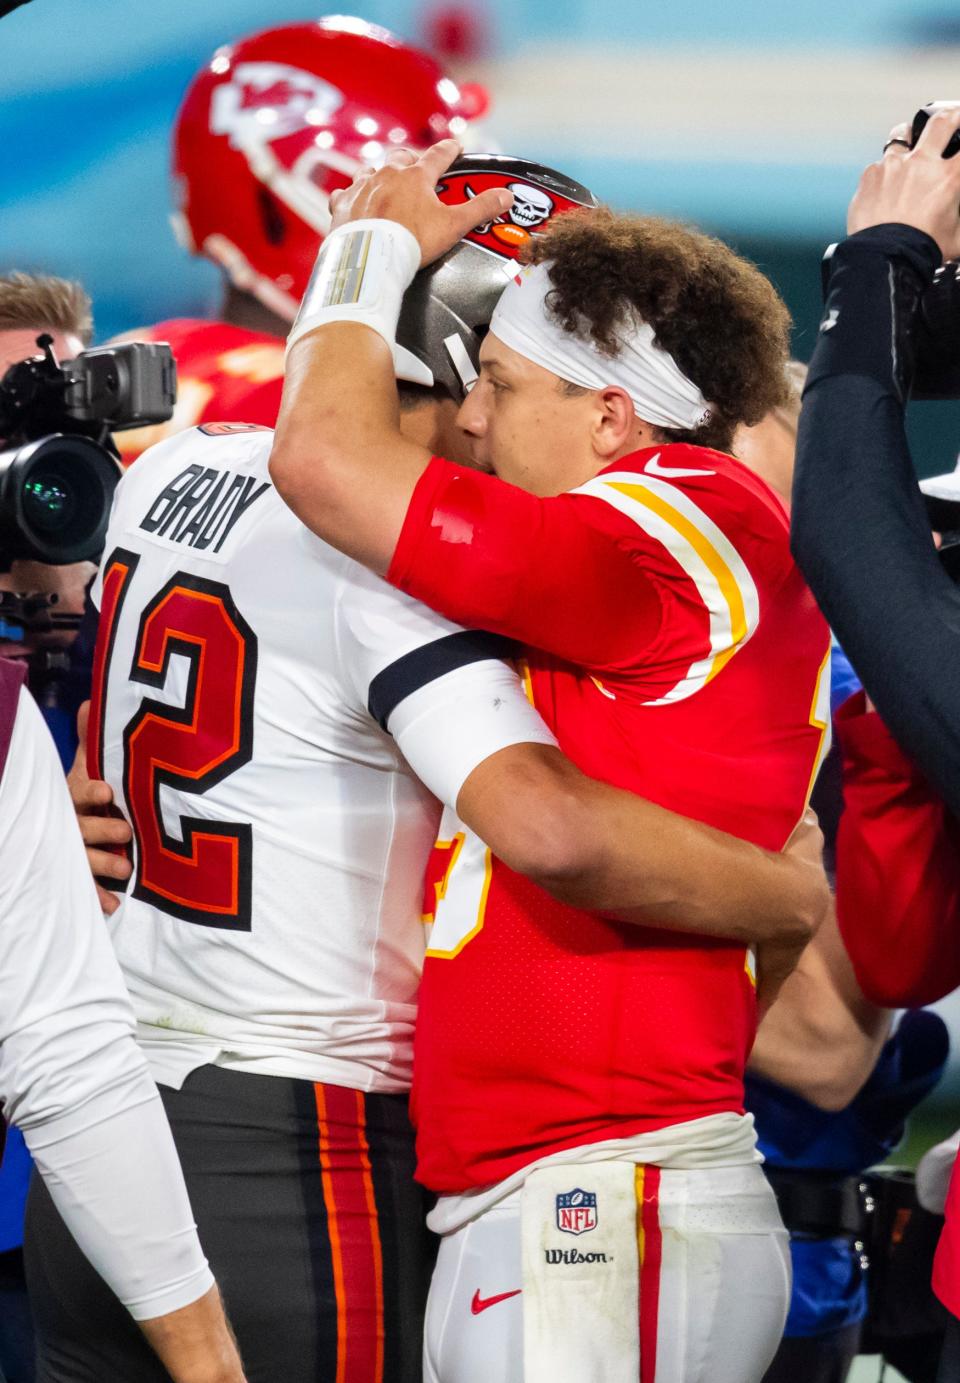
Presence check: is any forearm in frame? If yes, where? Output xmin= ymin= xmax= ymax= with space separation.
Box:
xmin=0 ymin=695 xmax=229 ymax=1359
xmin=276 ymin=321 xmax=398 ymax=474
xmin=458 ymin=746 xmax=824 ymax=944
xmin=24 ymin=1076 xmax=213 ymax=1319
xmin=548 ymin=777 xmax=820 ymax=944
xmin=270 ymin=323 xmax=415 ymax=573
xmin=24 ymin=1076 xmax=243 ymax=1383
xmin=139 ymin=1287 xmax=244 ymax=1383
xmin=749 ymin=901 xmax=891 ymax=1110
xmin=792 ymin=225 xmax=960 ymax=817
xmin=750 ymin=992 xmax=890 ymax=1111
xmin=0 ymin=693 xmax=148 ymax=1131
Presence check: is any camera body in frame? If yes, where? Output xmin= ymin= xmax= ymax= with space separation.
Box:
xmin=0 ymin=337 xmax=175 ymax=567
xmin=912 ymin=260 xmax=960 ymax=400
xmin=910 ymin=102 xmax=960 ymax=160
xmin=909 ymin=102 xmax=960 ymax=398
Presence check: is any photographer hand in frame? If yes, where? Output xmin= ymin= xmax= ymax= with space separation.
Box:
xmin=847 ymin=105 xmax=960 ymax=259
xmin=67 ymin=701 xmax=132 ymax=914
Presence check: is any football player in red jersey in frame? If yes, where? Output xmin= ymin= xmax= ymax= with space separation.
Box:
xmin=269 ymin=142 xmax=832 ymax=1382
xmin=116 ymin=16 xmax=486 ymax=464
xmin=52 ymin=153 xmax=830 ymax=1383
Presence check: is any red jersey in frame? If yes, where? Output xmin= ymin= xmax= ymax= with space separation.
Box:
xmin=834 ymin=694 xmax=960 ymax=1317
xmin=836 ymin=693 xmax=960 ymax=1008
xmin=114 ymin=320 xmax=284 ymax=465
xmin=387 ymin=444 xmax=831 ymax=1193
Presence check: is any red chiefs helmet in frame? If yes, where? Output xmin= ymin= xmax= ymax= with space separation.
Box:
xmin=172 ymin=16 xmax=482 ymax=322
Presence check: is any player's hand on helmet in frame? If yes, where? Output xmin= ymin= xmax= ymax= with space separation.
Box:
xmin=328 ymin=138 xmax=514 ymax=266
xmin=847 ymin=106 xmax=960 ymax=260
xmin=67 ymin=701 xmax=132 ymax=915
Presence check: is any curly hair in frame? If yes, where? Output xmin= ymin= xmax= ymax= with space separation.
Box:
xmin=524 ymin=209 xmax=791 ymax=452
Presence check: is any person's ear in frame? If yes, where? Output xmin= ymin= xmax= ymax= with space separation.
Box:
xmin=592 ymin=386 xmax=642 ymax=457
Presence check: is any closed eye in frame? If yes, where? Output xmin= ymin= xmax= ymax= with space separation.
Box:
xmin=478 ymin=367 xmax=509 ymax=394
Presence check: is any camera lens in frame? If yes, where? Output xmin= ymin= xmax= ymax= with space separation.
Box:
xmin=0 ymin=433 xmax=119 ymax=565
xmin=21 ymin=470 xmax=77 ymax=535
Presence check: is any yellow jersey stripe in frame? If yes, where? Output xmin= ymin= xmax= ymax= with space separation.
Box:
xmin=572 ymin=470 xmax=760 ymax=704
xmin=609 ymin=480 xmax=749 ymax=684
xmin=803 ymin=642 xmax=833 ymax=809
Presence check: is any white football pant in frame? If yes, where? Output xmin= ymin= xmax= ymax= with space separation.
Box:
xmin=424 ymin=1162 xmax=790 ymax=1383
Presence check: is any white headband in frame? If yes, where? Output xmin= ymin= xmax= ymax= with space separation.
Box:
xmin=488 ymin=262 xmax=712 ymax=432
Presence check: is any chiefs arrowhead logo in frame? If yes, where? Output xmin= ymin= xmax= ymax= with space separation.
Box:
xmin=211 ymin=62 xmax=344 ymax=147
xmin=238 ymin=78 xmax=316 ymax=111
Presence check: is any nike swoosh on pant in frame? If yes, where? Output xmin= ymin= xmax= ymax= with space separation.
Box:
xmin=471 ymin=1288 xmax=522 ymax=1314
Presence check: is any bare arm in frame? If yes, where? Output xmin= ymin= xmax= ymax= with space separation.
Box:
xmin=139 ymin=1289 xmax=244 ymax=1383
xmin=271 ymin=322 xmax=422 ymax=574
xmin=269 ymin=140 xmax=510 ymax=573
xmin=748 ymin=897 xmax=891 ymax=1111
xmin=73 ymin=704 xmax=825 ymax=951
xmin=456 ymin=743 xmax=828 ymax=948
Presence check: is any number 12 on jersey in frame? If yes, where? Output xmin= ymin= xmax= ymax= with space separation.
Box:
xmin=89 ymin=548 xmax=258 ymax=929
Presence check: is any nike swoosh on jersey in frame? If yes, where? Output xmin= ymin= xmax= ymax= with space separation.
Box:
xmin=471 ymin=1288 xmax=522 ymax=1315
xmin=643 ymin=452 xmax=715 ymax=479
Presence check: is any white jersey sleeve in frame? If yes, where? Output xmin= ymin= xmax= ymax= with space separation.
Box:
xmin=334 ymin=558 xmax=557 ymax=809
xmin=0 ymin=688 xmax=213 ymax=1319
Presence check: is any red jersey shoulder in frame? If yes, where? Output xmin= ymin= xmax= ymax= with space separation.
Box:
xmin=115 ymin=320 xmax=284 ymax=464
xmin=145 ymin=320 xmax=283 ymax=373
xmin=572 ymin=444 xmax=792 ymax=591
xmin=118 ymin=319 xmax=283 ymax=381
xmin=595 ymin=444 xmax=788 ymax=531
xmin=651 ymin=444 xmax=784 ymax=510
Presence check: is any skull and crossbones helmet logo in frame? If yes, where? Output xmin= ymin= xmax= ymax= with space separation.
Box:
xmin=505 ymin=183 xmax=555 ymax=228
xmin=401 ymin=155 xmax=598 ymax=400
xmin=464 ymin=180 xmax=556 ymax=239
xmin=435 ymin=159 xmax=595 ymax=260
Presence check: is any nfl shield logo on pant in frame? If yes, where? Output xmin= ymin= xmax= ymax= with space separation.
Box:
xmin=555 ymin=1188 xmax=598 ymax=1235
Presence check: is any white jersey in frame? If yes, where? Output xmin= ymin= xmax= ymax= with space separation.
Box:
xmin=90 ymin=424 xmax=552 ymax=1093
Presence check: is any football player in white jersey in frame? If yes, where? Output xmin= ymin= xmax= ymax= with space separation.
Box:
xmin=41 ymin=160 xmax=828 ymax=1383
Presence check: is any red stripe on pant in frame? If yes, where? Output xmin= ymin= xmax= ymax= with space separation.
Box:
xmin=314 ymin=1082 xmax=386 ymax=1383
xmin=639 ymin=1165 xmax=662 ymax=1383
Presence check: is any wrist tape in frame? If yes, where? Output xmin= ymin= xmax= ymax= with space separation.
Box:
xmin=286 ymin=219 xmax=421 ymax=358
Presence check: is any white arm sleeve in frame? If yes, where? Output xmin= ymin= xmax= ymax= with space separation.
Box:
xmin=335 ymin=559 xmax=556 ymax=808
xmin=0 ymin=690 xmax=213 ymax=1319
xmin=388 ymin=659 xmax=556 ymax=809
